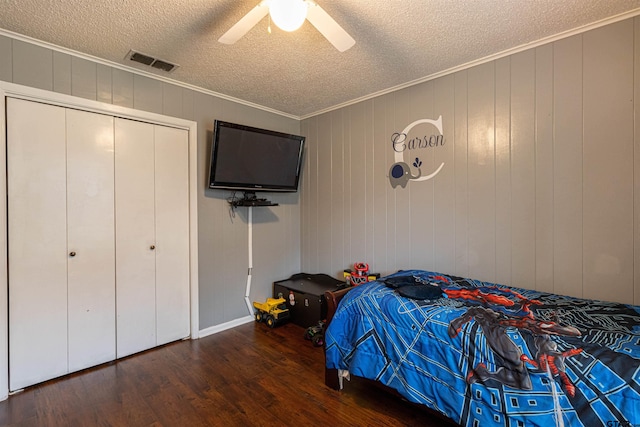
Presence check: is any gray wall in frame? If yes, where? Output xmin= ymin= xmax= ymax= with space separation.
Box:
xmin=301 ymin=18 xmax=640 ymax=306
xmin=3 ymin=13 xmax=639 ymax=329
xmin=0 ymin=35 xmax=301 ymax=330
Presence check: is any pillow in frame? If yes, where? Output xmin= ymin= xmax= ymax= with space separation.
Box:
xmin=396 ymin=284 xmax=443 ymax=300
xmin=383 ymin=275 xmax=424 ymax=288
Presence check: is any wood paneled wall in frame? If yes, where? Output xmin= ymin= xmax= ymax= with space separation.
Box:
xmin=0 ymin=34 xmax=301 ymax=330
xmin=301 ymin=18 xmax=640 ymax=305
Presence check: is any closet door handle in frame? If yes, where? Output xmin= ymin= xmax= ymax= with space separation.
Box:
xmin=150 ymin=245 xmax=156 ymax=250
xmin=69 ymin=251 xmax=76 ymax=257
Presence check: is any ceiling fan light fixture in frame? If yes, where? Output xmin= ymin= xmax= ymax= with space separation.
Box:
xmin=269 ymin=0 xmax=308 ymax=32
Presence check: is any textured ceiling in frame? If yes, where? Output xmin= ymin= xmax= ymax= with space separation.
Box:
xmin=1 ymin=0 xmax=640 ymax=118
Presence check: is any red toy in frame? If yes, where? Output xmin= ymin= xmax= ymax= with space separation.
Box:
xmin=343 ymin=262 xmax=380 ymax=286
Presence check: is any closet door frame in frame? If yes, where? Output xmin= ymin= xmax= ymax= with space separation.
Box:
xmin=0 ymin=81 xmax=200 ymax=401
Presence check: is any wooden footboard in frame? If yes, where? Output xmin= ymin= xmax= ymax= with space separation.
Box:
xmin=324 ymin=287 xmax=353 ymax=390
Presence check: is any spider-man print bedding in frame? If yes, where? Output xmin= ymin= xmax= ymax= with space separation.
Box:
xmin=325 ymin=270 xmax=640 ymax=427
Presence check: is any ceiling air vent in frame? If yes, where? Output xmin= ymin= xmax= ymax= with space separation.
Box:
xmin=151 ymin=59 xmax=176 ymax=72
xmin=125 ymin=50 xmax=179 ymax=73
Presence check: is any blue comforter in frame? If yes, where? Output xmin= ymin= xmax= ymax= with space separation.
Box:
xmin=325 ymin=270 xmax=640 ymax=427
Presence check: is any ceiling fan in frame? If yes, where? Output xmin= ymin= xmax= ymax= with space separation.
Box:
xmin=218 ymin=0 xmax=355 ymax=52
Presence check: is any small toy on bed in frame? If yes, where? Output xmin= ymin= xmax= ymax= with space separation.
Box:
xmin=343 ymin=262 xmax=380 ymax=286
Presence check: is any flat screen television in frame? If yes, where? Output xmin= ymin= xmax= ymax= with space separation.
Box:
xmin=208 ymin=120 xmax=305 ymax=193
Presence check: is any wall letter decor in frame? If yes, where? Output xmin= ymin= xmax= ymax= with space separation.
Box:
xmin=388 ymin=116 xmax=445 ymax=189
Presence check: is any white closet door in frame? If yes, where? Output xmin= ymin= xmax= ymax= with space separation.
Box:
xmin=115 ymin=118 xmax=157 ymax=358
xmin=154 ymin=125 xmax=190 ymax=345
xmin=8 ymin=99 xmax=68 ymax=390
xmin=66 ymin=109 xmax=116 ymax=372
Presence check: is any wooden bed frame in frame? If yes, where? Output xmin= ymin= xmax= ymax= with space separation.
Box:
xmin=323 ymin=287 xmax=459 ymax=426
xmin=323 ymin=287 xmax=352 ymax=390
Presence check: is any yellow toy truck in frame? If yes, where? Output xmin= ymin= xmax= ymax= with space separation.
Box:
xmin=253 ymin=297 xmax=290 ymax=328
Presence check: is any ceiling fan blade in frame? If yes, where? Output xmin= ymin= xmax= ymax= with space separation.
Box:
xmin=306 ymin=2 xmax=355 ymax=52
xmin=218 ymin=1 xmax=269 ymax=45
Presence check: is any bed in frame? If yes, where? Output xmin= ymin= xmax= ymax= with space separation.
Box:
xmin=324 ymin=270 xmax=640 ymax=427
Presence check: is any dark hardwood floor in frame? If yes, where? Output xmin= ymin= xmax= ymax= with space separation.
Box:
xmin=0 ymin=321 xmax=452 ymax=426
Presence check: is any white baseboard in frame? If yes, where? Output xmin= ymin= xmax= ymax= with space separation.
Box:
xmin=198 ymin=315 xmax=254 ymax=338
